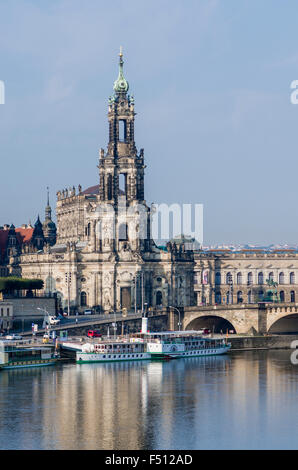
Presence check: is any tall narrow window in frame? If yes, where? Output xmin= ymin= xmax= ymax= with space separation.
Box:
xmin=280 ymin=290 xmax=285 ymax=302
xmin=119 ymin=120 xmax=127 ymax=142
xmin=119 ymin=223 xmax=128 ymax=241
xmin=268 ymin=272 xmax=274 ymax=282
xmin=258 ymin=272 xmax=263 ymax=285
xmin=80 ymin=291 xmax=87 ymax=307
xmin=119 ymin=173 xmax=127 ymax=196
xmin=215 ymin=291 xmax=221 ymax=304
xmin=290 ymin=272 xmax=295 ymax=284
xmin=107 ymin=174 xmax=113 ymax=200
xmin=291 ymin=291 xmax=295 ymax=303
xmin=156 ymin=291 xmax=163 ymax=306
xmin=248 ymin=272 xmax=253 ymax=285
xmin=237 ymin=272 xmax=242 ymax=285
xmin=215 ymin=272 xmax=221 ymax=285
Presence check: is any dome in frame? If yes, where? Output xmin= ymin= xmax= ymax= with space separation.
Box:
xmin=113 ymin=49 xmax=129 ymax=95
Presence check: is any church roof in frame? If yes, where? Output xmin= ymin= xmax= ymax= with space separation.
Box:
xmin=82 ymin=184 xmax=125 ymax=196
xmin=82 ymin=184 xmax=100 ymax=195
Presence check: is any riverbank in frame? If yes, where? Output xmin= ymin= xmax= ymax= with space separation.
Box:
xmin=228 ymin=334 xmax=298 ymax=351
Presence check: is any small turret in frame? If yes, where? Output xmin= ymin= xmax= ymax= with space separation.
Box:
xmin=43 ymin=187 xmax=57 ymax=246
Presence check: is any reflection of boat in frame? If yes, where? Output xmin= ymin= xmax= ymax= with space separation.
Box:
xmin=0 ymin=341 xmax=57 ymax=370
xmin=76 ymin=330 xmax=231 ymax=364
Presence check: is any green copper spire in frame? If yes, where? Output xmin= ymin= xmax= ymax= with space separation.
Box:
xmin=113 ymin=46 xmax=129 ymax=95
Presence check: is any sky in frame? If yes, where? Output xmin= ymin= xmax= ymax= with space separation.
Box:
xmin=0 ymin=0 xmax=298 ymax=245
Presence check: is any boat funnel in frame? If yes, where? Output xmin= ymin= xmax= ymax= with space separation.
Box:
xmin=141 ymin=317 xmax=148 ymax=334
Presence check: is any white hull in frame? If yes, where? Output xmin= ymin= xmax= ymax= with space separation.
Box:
xmin=150 ymin=345 xmax=231 ymax=359
xmin=76 ymin=346 xmax=230 ymax=363
xmin=77 ymin=352 xmax=151 ymax=363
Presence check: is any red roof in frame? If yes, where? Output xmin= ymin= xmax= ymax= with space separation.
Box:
xmin=15 ymin=228 xmax=34 ymax=244
xmin=0 ymin=227 xmax=34 ymax=262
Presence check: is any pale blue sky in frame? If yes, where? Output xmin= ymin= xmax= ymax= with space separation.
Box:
xmin=0 ymin=0 xmax=298 ymax=245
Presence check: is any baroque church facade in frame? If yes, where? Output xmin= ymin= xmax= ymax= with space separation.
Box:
xmin=17 ymin=52 xmax=195 ymax=314
xmin=4 ymin=52 xmax=297 ymax=316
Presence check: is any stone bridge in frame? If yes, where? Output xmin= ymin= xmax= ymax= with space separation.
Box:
xmin=182 ymin=302 xmax=298 ymax=334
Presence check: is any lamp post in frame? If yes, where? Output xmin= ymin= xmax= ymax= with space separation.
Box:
xmin=169 ymin=306 xmax=181 ymax=331
xmin=65 ymin=272 xmax=71 ymax=316
xmin=110 ymin=310 xmax=118 ymax=339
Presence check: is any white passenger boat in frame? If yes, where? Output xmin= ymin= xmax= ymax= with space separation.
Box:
xmin=143 ymin=331 xmax=231 ymax=359
xmin=76 ymin=339 xmax=151 ymax=363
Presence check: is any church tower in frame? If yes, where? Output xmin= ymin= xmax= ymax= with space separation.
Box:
xmin=98 ymin=49 xmax=150 ymax=257
xmin=98 ymin=48 xmax=145 ymax=205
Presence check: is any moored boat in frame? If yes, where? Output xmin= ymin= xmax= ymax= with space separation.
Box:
xmin=143 ymin=331 xmax=231 ymax=359
xmin=76 ymin=339 xmax=151 ymax=363
xmin=0 ymin=340 xmax=57 ymax=370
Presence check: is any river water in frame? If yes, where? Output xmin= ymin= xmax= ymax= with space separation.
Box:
xmin=1 ymin=349 xmax=298 ymax=450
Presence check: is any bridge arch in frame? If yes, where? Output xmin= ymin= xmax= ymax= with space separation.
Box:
xmin=268 ymin=313 xmax=298 ymax=334
xmin=184 ymin=314 xmax=237 ymax=334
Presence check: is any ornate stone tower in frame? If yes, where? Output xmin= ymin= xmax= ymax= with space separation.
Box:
xmin=99 ymin=48 xmax=145 ymax=205
xmin=98 ymin=48 xmax=150 ymax=257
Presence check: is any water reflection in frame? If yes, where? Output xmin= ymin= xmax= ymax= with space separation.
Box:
xmin=1 ymin=351 xmax=298 ymax=449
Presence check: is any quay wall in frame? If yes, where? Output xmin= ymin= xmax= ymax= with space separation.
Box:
xmin=228 ymin=334 xmax=298 ymax=350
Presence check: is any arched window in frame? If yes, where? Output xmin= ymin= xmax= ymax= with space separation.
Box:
xmin=290 ymin=272 xmax=295 ymax=285
xmin=237 ymin=291 xmax=243 ymax=304
xmin=291 ymin=291 xmax=295 ymax=303
xmin=248 ymin=290 xmax=253 ymax=304
xmin=119 ymin=223 xmax=128 ymax=241
xmin=237 ymin=272 xmax=242 ymax=285
xmin=215 ymin=272 xmax=221 ymax=285
xmin=226 ymin=272 xmax=232 ymax=285
xmin=268 ymin=272 xmax=274 ymax=282
xmin=258 ymin=272 xmax=263 ymax=285
xmin=258 ymin=290 xmax=264 ymax=301
xmin=156 ymin=291 xmax=163 ymax=306
xmin=215 ymin=291 xmax=221 ymax=304
xmin=280 ymin=290 xmax=285 ymax=302
xmin=80 ymin=291 xmax=87 ymax=307
xmin=279 ymin=272 xmax=285 ymax=285
xmin=247 ymin=272 xmax=253 ymax=286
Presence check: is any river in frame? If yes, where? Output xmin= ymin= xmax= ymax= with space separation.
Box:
xmin=1 ymin=350 xmax=298 ymax=450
